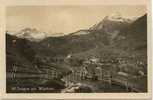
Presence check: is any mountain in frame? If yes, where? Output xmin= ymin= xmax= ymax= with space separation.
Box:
xmin=119 ymin=14 xmax=147 ymax=40
xmin=90 ymin=14 xmax=135 ymax=41
xmin=114 ymin=14 xmax=147 ymax=58
xmin=6 ymin=14 xmax=147 ymax=64
xmin=6 ymin=33 xmax=71 ymax=92
xmin=6 ymin=33 xmax=72 ymax=72
xmin=14 ymin=28 xmax=47 ymax=41
xmin=39 ymin=29 xmax=110 ymax=58
xmin=6 ymin=33 xmax=36 ymax=66
xmin=8 ymin=14 xmax=147 ymax=59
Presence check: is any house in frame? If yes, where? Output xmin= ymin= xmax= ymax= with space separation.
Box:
xmin=117 ymin=71 xmax=129 ymax=77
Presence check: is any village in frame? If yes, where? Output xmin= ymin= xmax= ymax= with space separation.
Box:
xmin=7 ymin=53 xmax=147 ymax=93
xmin=61 ymin=55 xmax=147 ymax=92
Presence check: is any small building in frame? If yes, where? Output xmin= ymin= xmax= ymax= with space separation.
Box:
xmin=117 ymin=71 xmax=129 ymax=77
xmin=94 ymin=66 xmax=103 ymax=80
xmin=80 ymin=67 xmax=88 ymax=80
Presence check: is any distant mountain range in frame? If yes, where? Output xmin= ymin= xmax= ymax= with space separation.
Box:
xmin=7 ymin=28 xmax=47 ymax=41
xmin=6 ymin=13 xmax=147 ymax=63
xmin=7 ymin=13 xmax=147 ymax=59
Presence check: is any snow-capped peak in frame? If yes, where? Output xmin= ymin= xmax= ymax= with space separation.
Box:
xmin=103 ymin=13 xmax=133 ymax=23
xmin=16 ymin=28 xmax=46 ymax=41
xmin=90 ymin=13 xmax=136 ymax=31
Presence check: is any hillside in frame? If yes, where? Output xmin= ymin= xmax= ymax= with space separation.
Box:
xmin=114 ymin=14 xmax=147 ymax=58
xmin=6 ymin=34 xmax=71 ymax=93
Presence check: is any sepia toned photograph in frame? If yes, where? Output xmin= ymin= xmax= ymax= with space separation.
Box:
xmin=6 ymin=5 xmax=147 ymax=93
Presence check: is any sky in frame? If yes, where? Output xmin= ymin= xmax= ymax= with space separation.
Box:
xmin=6 ymin=5 xmax=146 ymax=35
